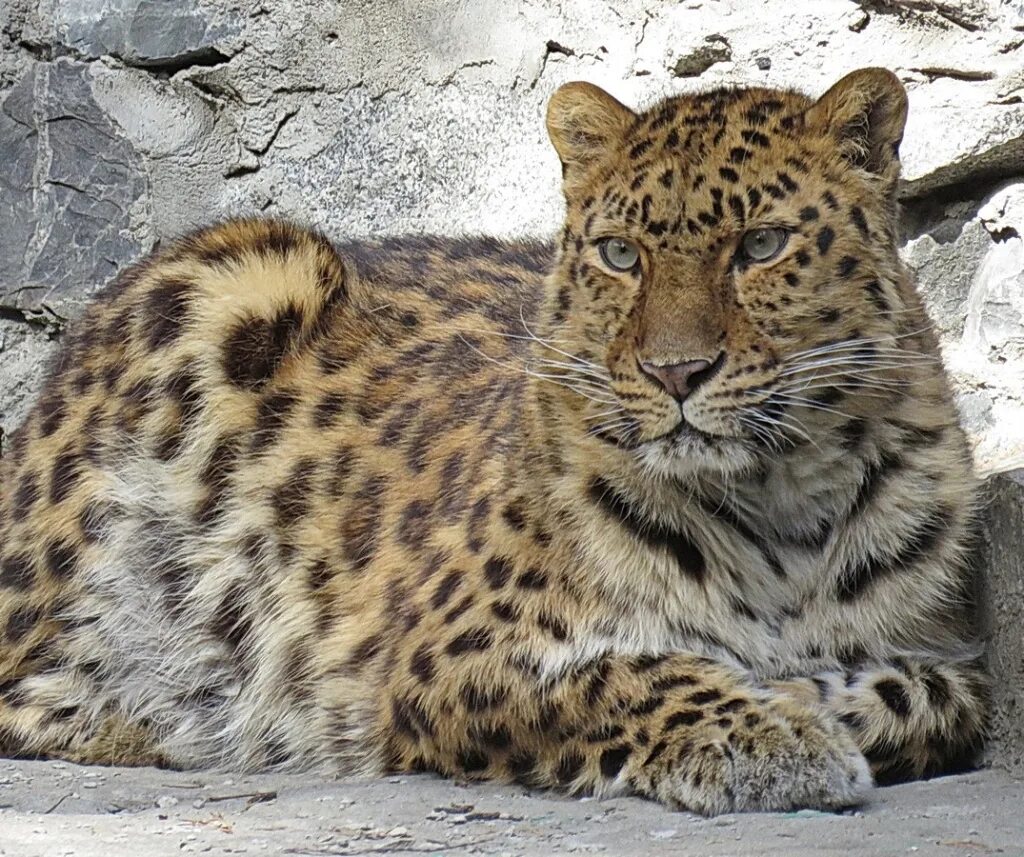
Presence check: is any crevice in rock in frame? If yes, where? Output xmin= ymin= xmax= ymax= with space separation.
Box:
xmin=17 ymin=37 xmax=230 ymax=77
xmin=532 ymin=40 xmax=576 ymax=88
xmin=544 ymin=40 xmax=575 ymax=59
xmin=43 ymin=178 xmax=89 ymax=195
xmin=634 ymin=10 xmax=652 ymax=51
xmin=909 ymin=66 xmax=995 ymax=82
xmin=986 ymin=226 xmax=1020 ymax=242
xmin=123 ymin=45 xmax=231 ymax=75
xmin=0 ymin=305 xmax=63 ymax=335
xmin=271 ymin=82 xmax=325 ymax=95
xmin=901 ymin=135 xmax=1024 ymax=203
xmin=249 ymin=107 xmax=298 ymax=156
xmin=432 ymin=60 xmax=496 ymax=88
xmin=853 ymin=0 xmax=990 ymax=32
xmin=670 ymin=36 xmax=732 ymax=78
xmin=900 ymin=175 xmax=1014 ymax=243
xmin=16 ymin=38 xmax=88 ymax=65
xmin=224 ymin=160 xmax=260 ymax=178
xmin=181 ymin=74 xmax=242 ymax=107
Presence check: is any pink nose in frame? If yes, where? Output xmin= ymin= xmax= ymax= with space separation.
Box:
xmin=639 ymin=357 xmax=719 ymax=402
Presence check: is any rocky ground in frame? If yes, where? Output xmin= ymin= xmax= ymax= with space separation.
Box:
xmin=1 ymin=760 xmax=1022 ymax=857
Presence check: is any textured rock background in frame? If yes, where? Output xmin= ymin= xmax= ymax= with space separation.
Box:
xmin=0 ymin=0 xmax=1022 ymax=770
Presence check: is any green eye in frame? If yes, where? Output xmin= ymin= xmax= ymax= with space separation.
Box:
xmin=598 ymin=237 xmax=641 ymax=272
xmin=740 ymin=227 xmax=788 ymax=262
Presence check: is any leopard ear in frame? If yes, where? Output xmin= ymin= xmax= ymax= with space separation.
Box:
xmin=546 ymin=82 xmax=636 ymax=177
xmin=806 ymin=68 xmax=908 ymax=182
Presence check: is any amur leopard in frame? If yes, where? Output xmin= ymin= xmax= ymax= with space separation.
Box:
xmin=0 ymin=68 xmax=987 ymax=814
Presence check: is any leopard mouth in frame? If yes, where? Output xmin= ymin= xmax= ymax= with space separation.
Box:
xmin=641 ymin=415 xmax=729 ymax=451
xmin=588 ymin=402 xmax=732 ymax=452
xmin=669 ymin=417 xmax=723 ymax=443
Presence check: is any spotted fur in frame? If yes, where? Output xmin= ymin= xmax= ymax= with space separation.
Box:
xmin=0 ymin=69 xmax=986 ymax=813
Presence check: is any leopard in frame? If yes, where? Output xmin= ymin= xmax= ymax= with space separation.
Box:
xmin=0 ymin=67 xmax=988 ymax=815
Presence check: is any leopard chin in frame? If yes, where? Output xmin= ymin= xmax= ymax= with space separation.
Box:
xmin=638 ymin=430 xmax=761 ymax=480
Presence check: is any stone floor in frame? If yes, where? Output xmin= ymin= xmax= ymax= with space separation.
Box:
xmin=1 ymin=761 xmax=1021 ymax=856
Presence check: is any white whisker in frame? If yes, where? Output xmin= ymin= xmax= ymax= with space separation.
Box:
xmin=757 ymin=392 xmax=853 ymax=420
xmin=518 ymin=303 xmax=605 ymax=371
xmin=784 ymin=327 xmax=934 ymax=362
xmin=532 ymin=358 xmax=612 ymax=385
xmin=455 ymin=334 xmax=617 ymax=405
xmin=779 ymin=355 xmax=935 ymax=378
xmin=583 ymin=406 xmax=625 ymax=418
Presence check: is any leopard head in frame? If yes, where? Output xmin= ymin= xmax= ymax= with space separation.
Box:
xmin=542 ymin=68 xmax=915 ymax=478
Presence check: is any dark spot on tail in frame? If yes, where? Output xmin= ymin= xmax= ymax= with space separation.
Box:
xmin=599 ymin=745 xmax=631 ymax=778
xmin=144 ymin=278 xmax=194 ymax=350
xmin=12 ymin=472 xmax=40 ymax=521
xmin=445 ymin=627 xmax=494 ymax=656
xmin=223 ymin=307 xmax=303 ymax=391
xmin=484 ymin=556 xmax=514 ymax=590
xmin=49 ymin=449 xmax=83 ymax=504
xmin=252 ymin=222 xmax=303 ymax=258
xmin=37 ymin=394 xmax=67 ymax=438
xmin=874 ymin=678 xmax=912 ymax=718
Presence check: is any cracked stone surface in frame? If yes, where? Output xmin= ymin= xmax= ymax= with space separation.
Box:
xmin=0 ymin=0 xmax=1023 ymax=840
xmin=45 ymin=0 xmax=239 ymax=69
xmin=0 ymin=761 xmax=1022 ymax=857
xmin=905 ymin=181 xmax=1024 ymax=475
xmin=0 ymin=58 xmax=148 ymax=314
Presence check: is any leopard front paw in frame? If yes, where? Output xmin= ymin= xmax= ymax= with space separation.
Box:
xmin=645 ymin=694 xmax=872 ymax=814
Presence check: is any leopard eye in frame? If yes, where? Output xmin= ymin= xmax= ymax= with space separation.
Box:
xmin=740 ymin=227 xmax=788 ymax=263
xmin=598 ymin=237 xmax=641 ymax=273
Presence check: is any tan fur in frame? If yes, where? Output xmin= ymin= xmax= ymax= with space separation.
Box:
xmin=0 ymin=69 xmax=987 ymax=813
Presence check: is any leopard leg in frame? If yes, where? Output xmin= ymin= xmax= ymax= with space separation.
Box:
xmin=1 ymin=659 xmax=168 ymax=767
xmin=771 ymin=657 xmax=988 ymax=784
xmin=0 ymin=599 xmax=168 ymax=767
xmin=379 ymin=647 xmax=871 ymax=815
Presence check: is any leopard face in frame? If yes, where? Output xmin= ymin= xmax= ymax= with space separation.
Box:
xmin=544 ymin=71 xmax=911 ymax=478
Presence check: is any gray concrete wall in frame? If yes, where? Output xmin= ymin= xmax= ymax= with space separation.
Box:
xmin=1 ymin=0 xmax=1022 ymax=772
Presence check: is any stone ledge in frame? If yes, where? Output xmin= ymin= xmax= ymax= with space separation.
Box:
xmin=0 ymin=761 xmax=1021 ymax=856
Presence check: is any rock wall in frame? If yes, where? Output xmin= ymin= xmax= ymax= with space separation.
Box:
xmin=982 ymin=473 xmax=1024 ymax=774
xmin=1 ymin=0 xmax=1023 ymax=772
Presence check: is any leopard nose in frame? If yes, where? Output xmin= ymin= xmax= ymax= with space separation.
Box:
xmin=639 ymin=354 xmax=724 ymax=402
